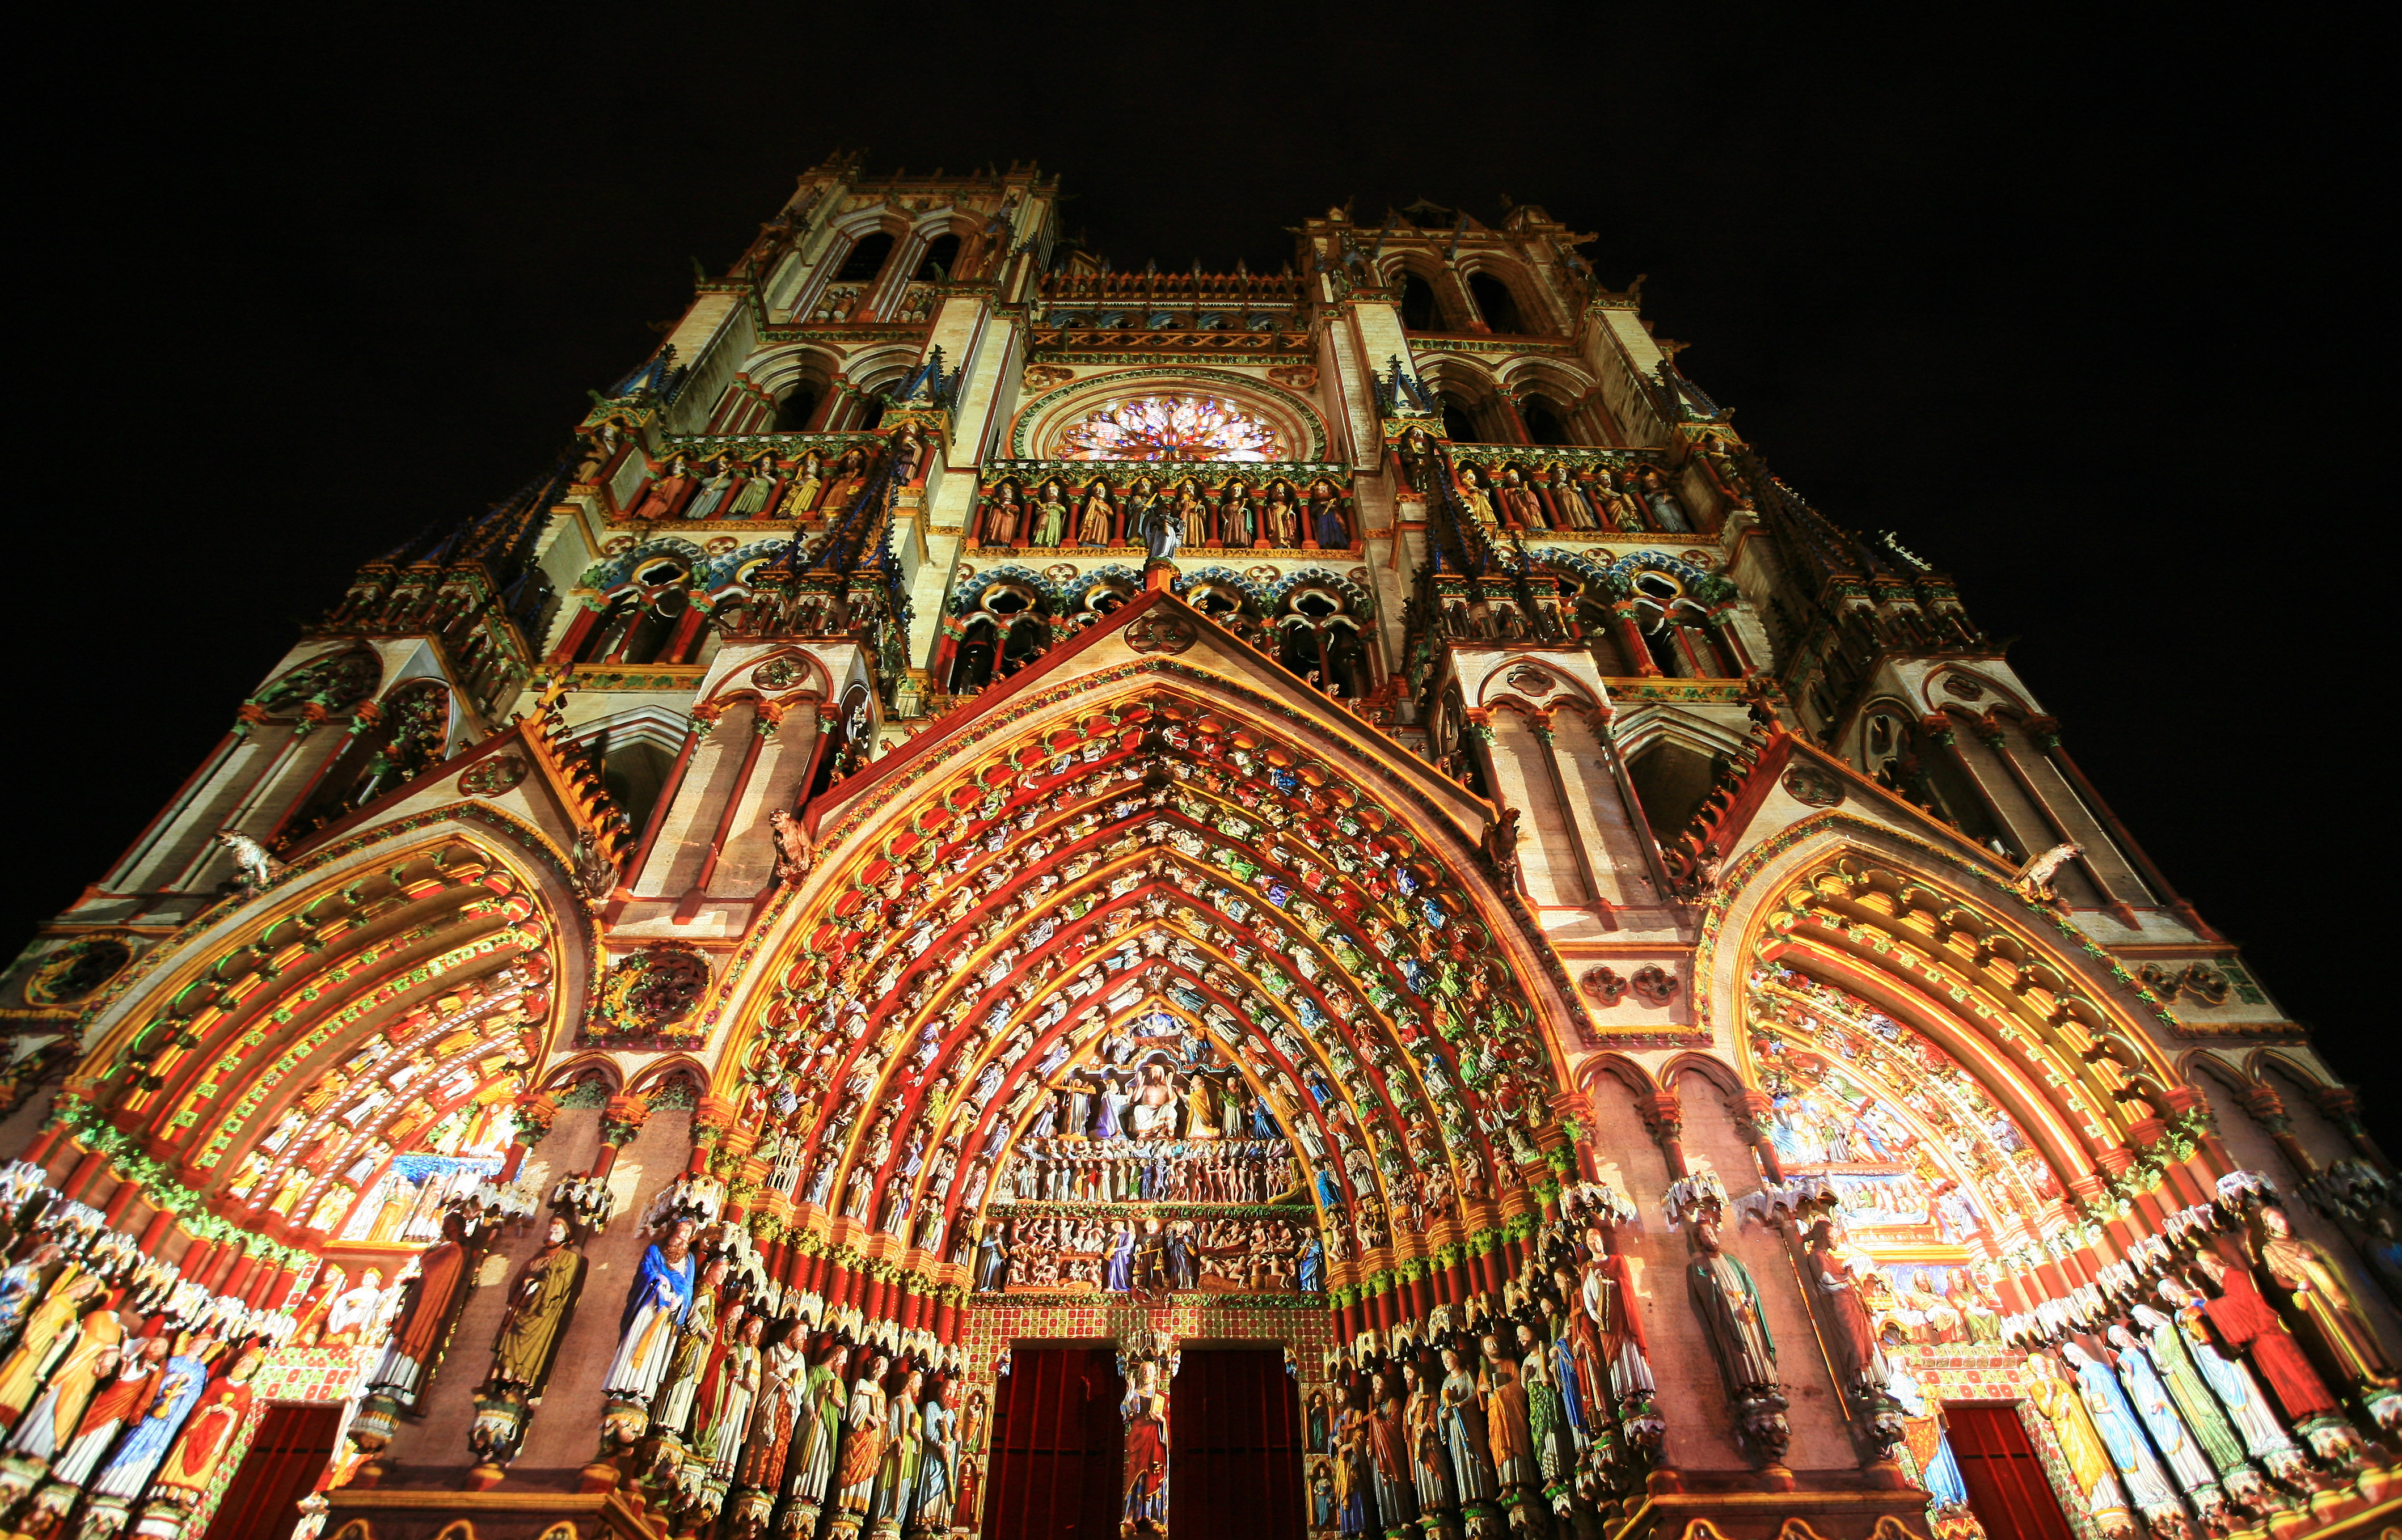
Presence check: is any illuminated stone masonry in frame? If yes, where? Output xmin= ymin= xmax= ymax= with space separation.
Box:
xmin=0 ymin=154 xmax=2393 ymax=1540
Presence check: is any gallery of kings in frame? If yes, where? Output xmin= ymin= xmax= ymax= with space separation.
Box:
xmin=0 ymin=156 xmax=2392 ymax=1540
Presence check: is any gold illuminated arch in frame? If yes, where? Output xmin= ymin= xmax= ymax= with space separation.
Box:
xmin=710 ymin=616 xmax=1585 ymax=1295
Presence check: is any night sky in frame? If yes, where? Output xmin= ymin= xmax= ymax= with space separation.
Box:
xmin=18 ymin=12 xmax=2388 ymax=1140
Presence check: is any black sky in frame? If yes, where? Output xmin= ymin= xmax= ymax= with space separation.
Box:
xmin=15 ymin=9 xmax=2391 ymax=1139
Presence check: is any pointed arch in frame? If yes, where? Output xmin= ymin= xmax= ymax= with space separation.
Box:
xmin=1710 ymin=820 xmax=2194 ymax=1254
xmin=710 ymin=596 xmax=1585 ymax=1300
xmin=60 ymin=804 xmax=588 ymax=1247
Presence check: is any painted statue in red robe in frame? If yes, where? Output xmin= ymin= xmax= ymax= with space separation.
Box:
xmin=2194 ymin=1250 xmax=2339 ymax=1420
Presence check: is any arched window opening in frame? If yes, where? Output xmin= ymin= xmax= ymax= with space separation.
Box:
xmin=835 ymin=231 xmax=896 ymax=284
xmin=1441 ymin=402 xmax=1480 ymax=444
xmin=948 ymin=582 xmax=1050 ymax=692
xmin=1862 ymin=709 xmax=2004 ymax=849
xmin=575 ymin=596 xmax=638 ymax=664
xmin=1622 ymin=570 xmax=1740 ymax=678
xmin=279 ymin=679 xmax=454 ymax=846
xmin=1572 ymin=585 xmax=1634 ymax=672
xmin=1628 ymin=739 xmax=1720 ymax=841
xmin=915 ymin=234 xmax=961 ymax=281
xmin=589 ymin=732 xmax=677 ymax=838
xmin=1523 ymin=396 xmax=1573 ymax=446
xmin=615 ymin=588 xmax=689 ymax=666
xmin=1433 ymin=688 xmax=1490 ymax=797
xmin=1187 ymin=582 xmax=1247 ymax=620
xmin=1081 ymin=581 xmax=1136 ymax=622
xmin=1399 ymin=272 xmax=1440 ymax=329
xmin=774 ymin=384 xmax=822 ymax=433
xmin=1467 ymin=272 xmax=1523 ymax=334
xmin=850 ymin=393 xmax=888 ymax=433
xmin=1276 ymin=587 xmax=1370 ymax=700
xmin=576 ymin=559 xmax=706 ymax=668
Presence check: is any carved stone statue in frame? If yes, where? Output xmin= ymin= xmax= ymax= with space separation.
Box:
xmin=769 ymin=809 xmax=814 ymax=884
xmin=1137 ymin=493 xmax=1184 ymax=566
xmin=1687 ymin=1221 xmax=1787 ymax=1464
xmin=212 ymin=830 xmax=286 ymax=891
xmin=486 ymin=1215 xmax=586 ymax=1397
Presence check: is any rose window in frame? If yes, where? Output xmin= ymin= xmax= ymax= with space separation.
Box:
xmin=1054 ymin=394 xmax=1282 ymax=462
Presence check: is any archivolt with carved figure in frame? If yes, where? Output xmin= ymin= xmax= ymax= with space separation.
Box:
xmin=723 ymin=687 xmax=1571 ymax=1323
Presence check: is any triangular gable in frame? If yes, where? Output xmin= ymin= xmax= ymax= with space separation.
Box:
xmin=804 ymin=586 xmax=1495 ymax=842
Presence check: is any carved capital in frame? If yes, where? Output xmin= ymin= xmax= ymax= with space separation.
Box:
xmin=600 ymin=1093 xmax=651 ymax=1147
xmin=1639 ymin=1091 xmax=1683 ymax=1143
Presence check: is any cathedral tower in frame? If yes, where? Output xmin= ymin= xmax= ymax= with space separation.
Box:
xmin=0 ymin=156 xmax=2392 ymax=1540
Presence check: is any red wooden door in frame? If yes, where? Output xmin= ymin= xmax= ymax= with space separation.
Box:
xmin=200 ymin=1403 xmax=340 ymax=1540
xmin=986 ymin=1347 xmax=1125 ymax=1540
xmin=1169 ymin=1348 xmax=1306 ymax=1540
xmin=1944 ymin=1402 xmax=2076 ymax=1540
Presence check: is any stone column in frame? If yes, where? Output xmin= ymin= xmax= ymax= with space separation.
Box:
xmin=1732 ymin=1090 xmax=1784 ymax=1183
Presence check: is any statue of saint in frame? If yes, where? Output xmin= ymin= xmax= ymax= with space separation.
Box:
xmin=1496 ymin=468 xmax=1546 ymax=530
xmin=1401 ymin=1360 xmax=1453 ymax=1514
xmin=2063 ymin=1340 xmax=2184 ymax=1522
xmin=2024 ymin=1350 xmax=2129 ymax=1529
xmin=983 ymin=487 xmax=1022 ymax=548
xmin=90 ymin=1333 xmax=216 ymax=1501
xmin=1137 ymin=493 xmax=1183 ymax=565
xmin=789 ymin=1344 xmax=851 ymax=1507
xmin=1457 ymin=469 xmax=1497 ymax=526
xmin=1365 ymin=1370 xmax=1416 ymax=1526
xmin=917 ymin=1378 xmax=960 ymax=1530
xmin=2190 ymin=1249 xmax=2343 ymax=1423
xmin=601 ymin=1218 xmax=698 ymax=1404
xmin=140 ymin=1351 xmax=259 ymax=1513
xmin=1265 ymin=488 xmax=1297 ymax=547
xmin=367 ymin=1211 xmax=475 ymax=1407
xmin=872 ymin=1365 xmax=926 ymax=1526
xmin=695 ymin=1311 xmax=764 ymax=1479
xmin=0 ymin=1270 xmax=98 ymax=1431
xmin=51 ymin=1334 xmax=168 ymax=1486
xmin=1437 ymin=1344 xmax=1495 ymax=1502
xmin=1479 ymin=1334 xmax=1535 ymax=1490
xmin=1033 ymin=485 xmax=1069 ymax=548
xmin=835 ymin=1354 xmax=893 ymax=1519
xmin=486 ymin=1215 xmax=586 ymax=1398
xmin=319 ymin=1267 xmax=391 ymax=1349
xmin=1687 ymin=1222 xmax=1776 ymax=1395
xmin=1077 ymin=484 xmax=1117 ymax=546
xmin=2106 ymin=1322 xmax=2225 ymax=1514
xmin=1121 ymin=1357 xmax=1168 ymax=1532
xmin=2151 ymin=1277 xmax=2308 ymax=1475
xmin=2255 ymin=1205 xmax=2399 ymax=1392
xmin=6 ymin=1296 xmax=121 ymax=1461
xmin=1223 ymin=485 xmax=1256 ymax=547
xmin=653 ymin=1254 xmax=732 ymax=1437
xmin=683 ymin=459 xmax=737 ymax=521
xmin=1804 ymin=1221 xmax=1886 ymax=1393
xmin=790 ymin=451 xmax=826 ymax=516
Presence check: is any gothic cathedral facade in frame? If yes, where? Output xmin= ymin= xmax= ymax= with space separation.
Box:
xmin=0 ymin=157 xmax=2392 ymax=1540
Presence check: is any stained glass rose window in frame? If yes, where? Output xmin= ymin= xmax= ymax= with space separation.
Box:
xmin=1055 ymin=395 xmax=1282 ymax=462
